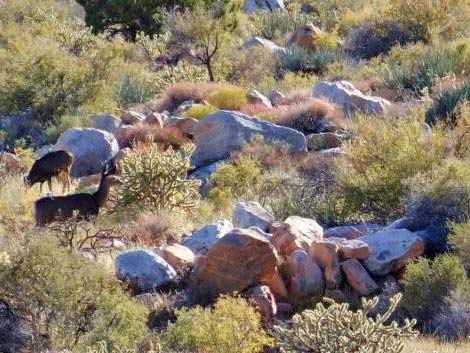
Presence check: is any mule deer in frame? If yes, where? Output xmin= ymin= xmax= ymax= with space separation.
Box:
xmin=24 ymin=150 xmax=73 ymax=194
xmin=33 ymin=166 xmax=122 ymax=226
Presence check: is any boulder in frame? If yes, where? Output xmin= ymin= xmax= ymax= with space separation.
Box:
xmin=324 ymin=224 xmax=382 ymax=240
xmin=188 ymin=161 xmax=224 ymax=194
xmin=181 ymin=220 xmax=233 ymax=254
xmin=270 ymin=216 xmax=323 ymax=256
xmin=53 ymin=128 xmax=119 ymax=177
xmin=286 ymin=249 xmax=324 ymax=300
xmin=360 ymin=229 xmax=425 ymax=276
xmin=233 ymin=201 xmax=275 ymax=232
xmin=164 ymin=116 xmax=200 ymax=136
xmin=115 ymin=249 xmax=177 ymax=293
xmin=308 ymin=240 xmax=342 ymax=289
xmin=190 ymin=110 xmax=306 ymax=167
xmin=340 ymin=239 xmax=370 ymax=260
xmin=89 ymin=114 xmax=121 ymax=133
xmin=119 ymin=110 xmax=146 ymax=125
xmin=0 ymin=152 xmax=24 ymax=174
xmin=190 ymin=228 xmax=287 ymax=299
xmin=306 ymin=132 xmax=351 ymax=151
xmin=243 ymin=0 xmax=284 ymax=13
xmin=244 ymin=37 xmax=287 ymax=56
xmin=313 ymin=81 xmax=391 ymax=115
xmin=159 ymin=244 xmax=195 ymax=273
xmin=247 ymin=89 xmax=273 ymax=108
xmin=288 ymin=24 xmax=322 ymax=51
xmin=245 ymin=285 xmax=277 ymax=325
xmin=341 ymin=259 xmax=378 ymax=296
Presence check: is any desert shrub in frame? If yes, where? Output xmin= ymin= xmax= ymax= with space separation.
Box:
xmin=206 ymin=86 xmax=248 ymax=111
xmin=0 ymin=237 xmax=148 ymax=351
xmin=449 ymin=221 xmax=470 ymax=273
xmin=13 ymin=145 xmax=35 ymax=171
xmin=153 ymin=81 xmax=224 ymax=113
xmin=273 ymin=294 xmax=417 ymax=353
xmin=115 ymin=123 xmax=189 ymax=149
xmin=208 ymin=156 xmax=262 ymax=210
xmin=385 ymin=0 xmax=470 ymax=41
xmin=274 ymin=98 xmax=341 ymax=134
xmin=257 ymin=73 xmax=314 ymax=96
xmin=401 ymin=254 xmax=467 ymax=325
xmin=279 ymin=46 xmax=337 ymax=74
xmin=184 ymin=104 xmax=218 ymax=120
xmin=431 ymin=283 xmax=470 ymax=340
xmin=425 ymin=82 xmax=470 ymax=125
xmin=344 ymin=19 xmax=423 ymax=59
xmin=161 ymin=296 xmax=272 ymax=353
xmin=405 ymin=160 xmax=470 ymax=252
xmin=381 ymin=41 xmax=470 ymax=93
xmin=118 ymin=143 xmax=201 ymax=212
xmin=338 ymin=115 xmax=445 ymax=221
xmin=45 ymin=114 xmax=90 ymax=143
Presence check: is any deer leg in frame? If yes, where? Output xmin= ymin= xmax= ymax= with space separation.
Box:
xmin=39 ymin=182 xmax=43 ymax=194
xmin=47 ymin=178 xmax=52 ymax=193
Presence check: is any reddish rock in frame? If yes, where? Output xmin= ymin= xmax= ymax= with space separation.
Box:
xmin=340 ymin=239 xmax=370 ymax=260
xmin=324 ymin=224 xmax=381 ymax=240
xmin=245 ymin=285 xmax=277 ymax=325
xmin=341 ymin=259 xmax=378 ymax=296
xmin=270 ymin=216 xmax=323 ymax=256
xmin=308 ymin=240 xmax=342 ymax=289
xmin=159 ymin=244 xmax=195 ymax=273
xmin=0 ymin=152 xmax=24 ymax=174
xmin=190 ymin=228 xmax=287 ymax=299
xmin=286 ymin=249 xmax=324 ymax=300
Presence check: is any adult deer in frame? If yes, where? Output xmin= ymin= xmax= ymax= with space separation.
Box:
xmin=24 ymin=150 xmax=74 ymax=194
xmin=34 ymin=165 xmax=122 ymax=226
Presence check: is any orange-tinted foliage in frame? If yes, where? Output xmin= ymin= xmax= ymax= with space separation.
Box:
xmin=115 ymin=123 xmax=190 ymax=150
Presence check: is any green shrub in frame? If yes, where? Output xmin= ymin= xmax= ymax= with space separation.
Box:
xmin=206 ymin=86 xmax=248 ymax=111
xmin=161 ymin=296 xmax=272 ymax=353
xmin=449 ymin=221 xmax=470 ymax=273
xmin=401 ymin=254 xmax=467 ymax=325
xmin=208 ymin=156 xmax=262 ymax=210
xmin=118 ymin=143 xmax=201 ymax=212
xmin=381 ymin=41 xmax=470 ymax=93
xmin=184 ymin=104 xmax=218 ymax=120
xmin=425 ymin=82 xmax=470 ymax=125
xmin=45 ymin=114 xmax=90 ymax=144
xmin=338 ymin=115 xmax=445 ymax=221
xmin=279 ymin=46 xmax=337 ymax=74
xmin=273 ymin=294 xmax=417 ymax=353
xmin=0 ymin=237 xmax=148 ymax=351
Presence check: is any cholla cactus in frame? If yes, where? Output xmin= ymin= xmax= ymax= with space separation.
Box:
xmin=273 ymin=293 xmax=417 ymax=353
xmin=118 ymin=143 xmax=201 ymax=212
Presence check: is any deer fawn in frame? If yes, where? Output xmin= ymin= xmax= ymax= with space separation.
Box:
xmin=33 ymin=166 xmax=122 ymax=226
xmin=24 ymin=150 xmax=74 ymax=194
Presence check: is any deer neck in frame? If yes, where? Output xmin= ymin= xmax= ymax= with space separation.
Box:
xmin=94 ymin=176 xmax=111 ymax=207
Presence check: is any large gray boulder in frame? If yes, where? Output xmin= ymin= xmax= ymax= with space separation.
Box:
xmin=115 ymin=249 xmax=177 ymax=293
xmin=313 ymin=81 xmax=391 ymax=115
xmin=53 ymin=128 xmax=119 ymax=177
xmin=191 ymin=110 xmax=306 ymax=167
xmin=89 ymin=114 xmax=121 ymax=133
xmin=233 ymin=201 xmax=275 ymax=232
xmin=360 ymin=229 xmax=425 ymax=276
xmin=182 ymin=219 xmax=233 ymax=254
xmin=243 ymin=0 xmax=285 ymax=13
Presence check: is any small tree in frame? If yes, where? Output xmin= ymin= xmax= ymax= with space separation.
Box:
xmin=118 ymin=143 xmax=201 ymax=212
xmin=165 ymin=0 xmax=241 ymax=81
xmin=273 ymin=294 xmax=417 ymax=353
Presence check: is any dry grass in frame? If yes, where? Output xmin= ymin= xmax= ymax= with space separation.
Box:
xmin=115 ymin=123 xmax=190 ymax=150
xmin=274 ymin=98 xmax=343 ymax=134
xmin=404 ymin=337 xmax=470 ymax=353
xmin=152 ymin=81 xmax=226 ymax=113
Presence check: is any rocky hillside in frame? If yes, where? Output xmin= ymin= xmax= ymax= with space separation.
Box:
xmin=1 ymin=0 xmax=470 ymax=352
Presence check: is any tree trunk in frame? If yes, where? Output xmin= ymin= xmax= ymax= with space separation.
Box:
xmin=206 ymin=60 xmax=215 ymax=82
